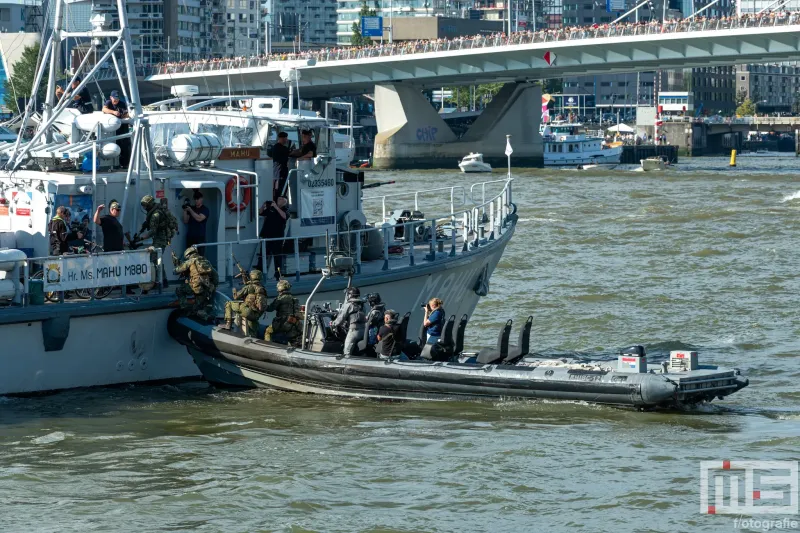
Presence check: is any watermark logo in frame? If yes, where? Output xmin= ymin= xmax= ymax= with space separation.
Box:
xmin=700 ymin=460 xmax=799 ymax=516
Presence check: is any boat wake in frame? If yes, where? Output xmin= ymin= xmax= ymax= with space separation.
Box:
xmin=780 ymin=190 xmax=800 ymax=203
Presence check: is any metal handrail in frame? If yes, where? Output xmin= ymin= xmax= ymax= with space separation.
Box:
xmin=12 ymin=179 xmax=513 ymax=305
xmin=145 ymin=12 xmax=800 ymax=77
xmin=195 ymin=177 xmax=513 ymax=284
xmin=363 ymin=184 xmax=467 ymax=221
xmin=18 ymin=248 xmax=162 ymax=306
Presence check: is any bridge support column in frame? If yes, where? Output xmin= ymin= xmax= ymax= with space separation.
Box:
xmin=373 ymin=82 xmax=543 ymax=169
xmin=795 ymin=129 xmax=799 ymax=157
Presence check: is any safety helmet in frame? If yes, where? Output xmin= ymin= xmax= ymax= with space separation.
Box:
xmin=183 ymin=246 xmax=198 ymax=259
xmin=249 ymin=269 xmax=262 ymax=282
xmin=140 ymin=195 xmax=155 ymax=209
xmin=277 ymin=279 xmax=291 ymax=292
xmin=366 ymin=292 xmax=382 ymax=306
xmin=347 ymin=287 xmax=360 ymax=299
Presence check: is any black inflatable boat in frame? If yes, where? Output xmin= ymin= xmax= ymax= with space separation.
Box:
xmin=168 ymin=308 xmax=748 ymax=409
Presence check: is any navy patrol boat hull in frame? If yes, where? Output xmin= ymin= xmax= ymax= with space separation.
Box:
xmin=169 ymin=315 xmax=749 ymax=409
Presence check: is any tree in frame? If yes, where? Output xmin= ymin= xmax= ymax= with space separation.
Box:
xmin=735 ymin=87 xmax=749 ymax=108
xmin=3 ymin=43 xmax=44 ymax=114
xmin=792 ymin=92 xmax=800 ymax=114
xmin=350 ymin=0 xmax=378 ymax=47
xmin=736 ymin=97 xmax=755 ymax=117
xmin=542 ymin=78 xmax=563 ymax=95
xmin=444 ymin=83 xmax=504 ymax=110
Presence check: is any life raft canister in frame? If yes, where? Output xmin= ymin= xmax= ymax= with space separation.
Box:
xmin=225 ymin=175 xmax=251 ymax=211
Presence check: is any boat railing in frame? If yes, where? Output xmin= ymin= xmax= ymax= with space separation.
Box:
xmin=194 ymin=177 xmax=514 ymax=289
xmin=363 ymin=184 xmax=468 ymax=222
xmin=9 ymin=248 xmax=163 ymax=307
xmin=5 ymin=179 xmax=513 ymax=307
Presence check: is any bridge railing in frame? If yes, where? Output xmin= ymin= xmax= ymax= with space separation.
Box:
xmin=147 ymin=12 xmax=800 ymax=77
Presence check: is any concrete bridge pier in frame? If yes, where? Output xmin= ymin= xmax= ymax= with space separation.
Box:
xmin=373 ymin=82 xmax=543 ymax=169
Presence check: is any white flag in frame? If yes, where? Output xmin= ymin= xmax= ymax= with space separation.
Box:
xmin=505 ymin=138 xmax=513 ymax=156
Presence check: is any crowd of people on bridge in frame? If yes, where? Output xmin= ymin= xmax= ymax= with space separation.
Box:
xmin=150 ymin=10 xmax=800 ymax=77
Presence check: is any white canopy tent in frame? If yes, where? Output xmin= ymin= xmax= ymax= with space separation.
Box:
xmin=606 ymin=124 xmax=635 ymax=133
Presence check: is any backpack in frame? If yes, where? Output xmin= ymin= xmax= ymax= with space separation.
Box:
xmin=244 ymin=288 xmax=268 ymax=314
xmin=160 ymin=206 xmax=179 ymax=244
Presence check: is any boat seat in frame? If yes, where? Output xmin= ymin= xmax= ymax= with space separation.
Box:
xmin=398 ymin=312 xmax=410 ymax=346
xmin=428 ymin=315 xmax=456 ymax=362
xmin=503 ymin=316 xmax=533 ymax=364
xmin=441 ymin=315 xmax=455 ymax=347
xmin=475 ymin=319 xmax=513 ymax=365
xmin=454 ymin=314 xmax=468 ymax=356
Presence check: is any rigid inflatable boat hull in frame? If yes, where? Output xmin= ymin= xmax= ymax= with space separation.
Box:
xmin=170 ymin=316 xmax=748 ymax=408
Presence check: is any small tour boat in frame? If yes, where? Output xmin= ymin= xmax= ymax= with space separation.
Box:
xmin=640 ymin=156 xmax=672 ymax=171
xmin=459 ymin=153 xmax=492 ymax=173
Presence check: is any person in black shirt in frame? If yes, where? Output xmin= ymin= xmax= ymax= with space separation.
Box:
xmin=290 ymin=129 xmax=316 ymax=160
xmin=93 ymin=200 xmax=124 ymax=252
xmin=377 ymin=310 xmax=402 ymax=359
xmin=183 ymin=190 xmax=209 ymax=256
xmin=103 ymin=90 xmax=131 ymax=168
xmin=259 ymin=196 xmax=288 ymax=279
xmin=271 ymin=131 xmax=291 ymax=200
xmin=49 ymin=206 xmax=84 ymax=255
xmin=56 ymin=76 xmax=93 ymax=114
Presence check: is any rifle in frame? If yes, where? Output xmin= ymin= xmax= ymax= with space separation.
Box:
xmin=171 ymin=250 xmax=180 ymax=267
xmin=232 ymin=254 xmax=249 ymax=284
xmin=125 ymin=232 xmax=142 ymax=250
xmin=361 ymin=180 xmax=396 ymax=190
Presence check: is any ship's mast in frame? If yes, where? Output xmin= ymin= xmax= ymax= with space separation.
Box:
xmin=5 ymin=0 xmax=157 ymax=223
xmin=41 ymin=0 xmax=64 ymax=143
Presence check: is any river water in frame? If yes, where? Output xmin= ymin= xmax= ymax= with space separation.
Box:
xmin=2 ymin=156 xmax=800 ymax=532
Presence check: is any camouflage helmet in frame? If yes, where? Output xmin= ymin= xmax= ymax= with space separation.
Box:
xmin=249 ymin=269 xmax=262 ymax=282
xmin=277 ymin=279 xmax=291 ymax=292
xmin=140 ymin=195 xmax=155 ymax=209
xmin=184 ymin=245 xmax=198 ymax=259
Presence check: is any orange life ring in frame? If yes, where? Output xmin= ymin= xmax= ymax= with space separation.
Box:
xmin=225 ymin=175 xmax=251 ymax=211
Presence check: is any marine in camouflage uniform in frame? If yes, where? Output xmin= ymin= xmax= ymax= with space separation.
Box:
xmin=138 ymin=195 xmax=171 ymax=289
xmin=265 ymin=279 xmax=303 ymax=345
xmin=220 ymin=269 xmax=268 ymax=337
xmin=174 ymin=246 xmax=218 ymax=320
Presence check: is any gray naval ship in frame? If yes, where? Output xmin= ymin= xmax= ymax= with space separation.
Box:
xmin=0 ymin=0 xmax=516 ymax=395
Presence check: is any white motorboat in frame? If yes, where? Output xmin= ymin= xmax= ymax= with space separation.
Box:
xmin=640 ymin=156 xmax=672 ymax=171
xmin=540 ymin=121 xmax=623 ymax=166
xmin=0 ymin=0 xmax=518 ymax=395
xmin=458 ymin=153 xmax=492 ymax=173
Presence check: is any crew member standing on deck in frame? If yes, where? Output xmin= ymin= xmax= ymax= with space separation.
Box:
xmin=270 ymin=132 xmax=290 ymax=200
xmin=183 ymin=190 xmax=209 ymax=256
xmin=258 ymin=196 xmax=288 ymax=279
xmin=56 ymin=76 xmax=93 ymax=114
xmin=93 ymin=200 xmax=124 ymax=252
xmin=290 ymin=129 xmax=316 ymax=160
xmin=102 ymin=90 xmax=131 ymax=168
